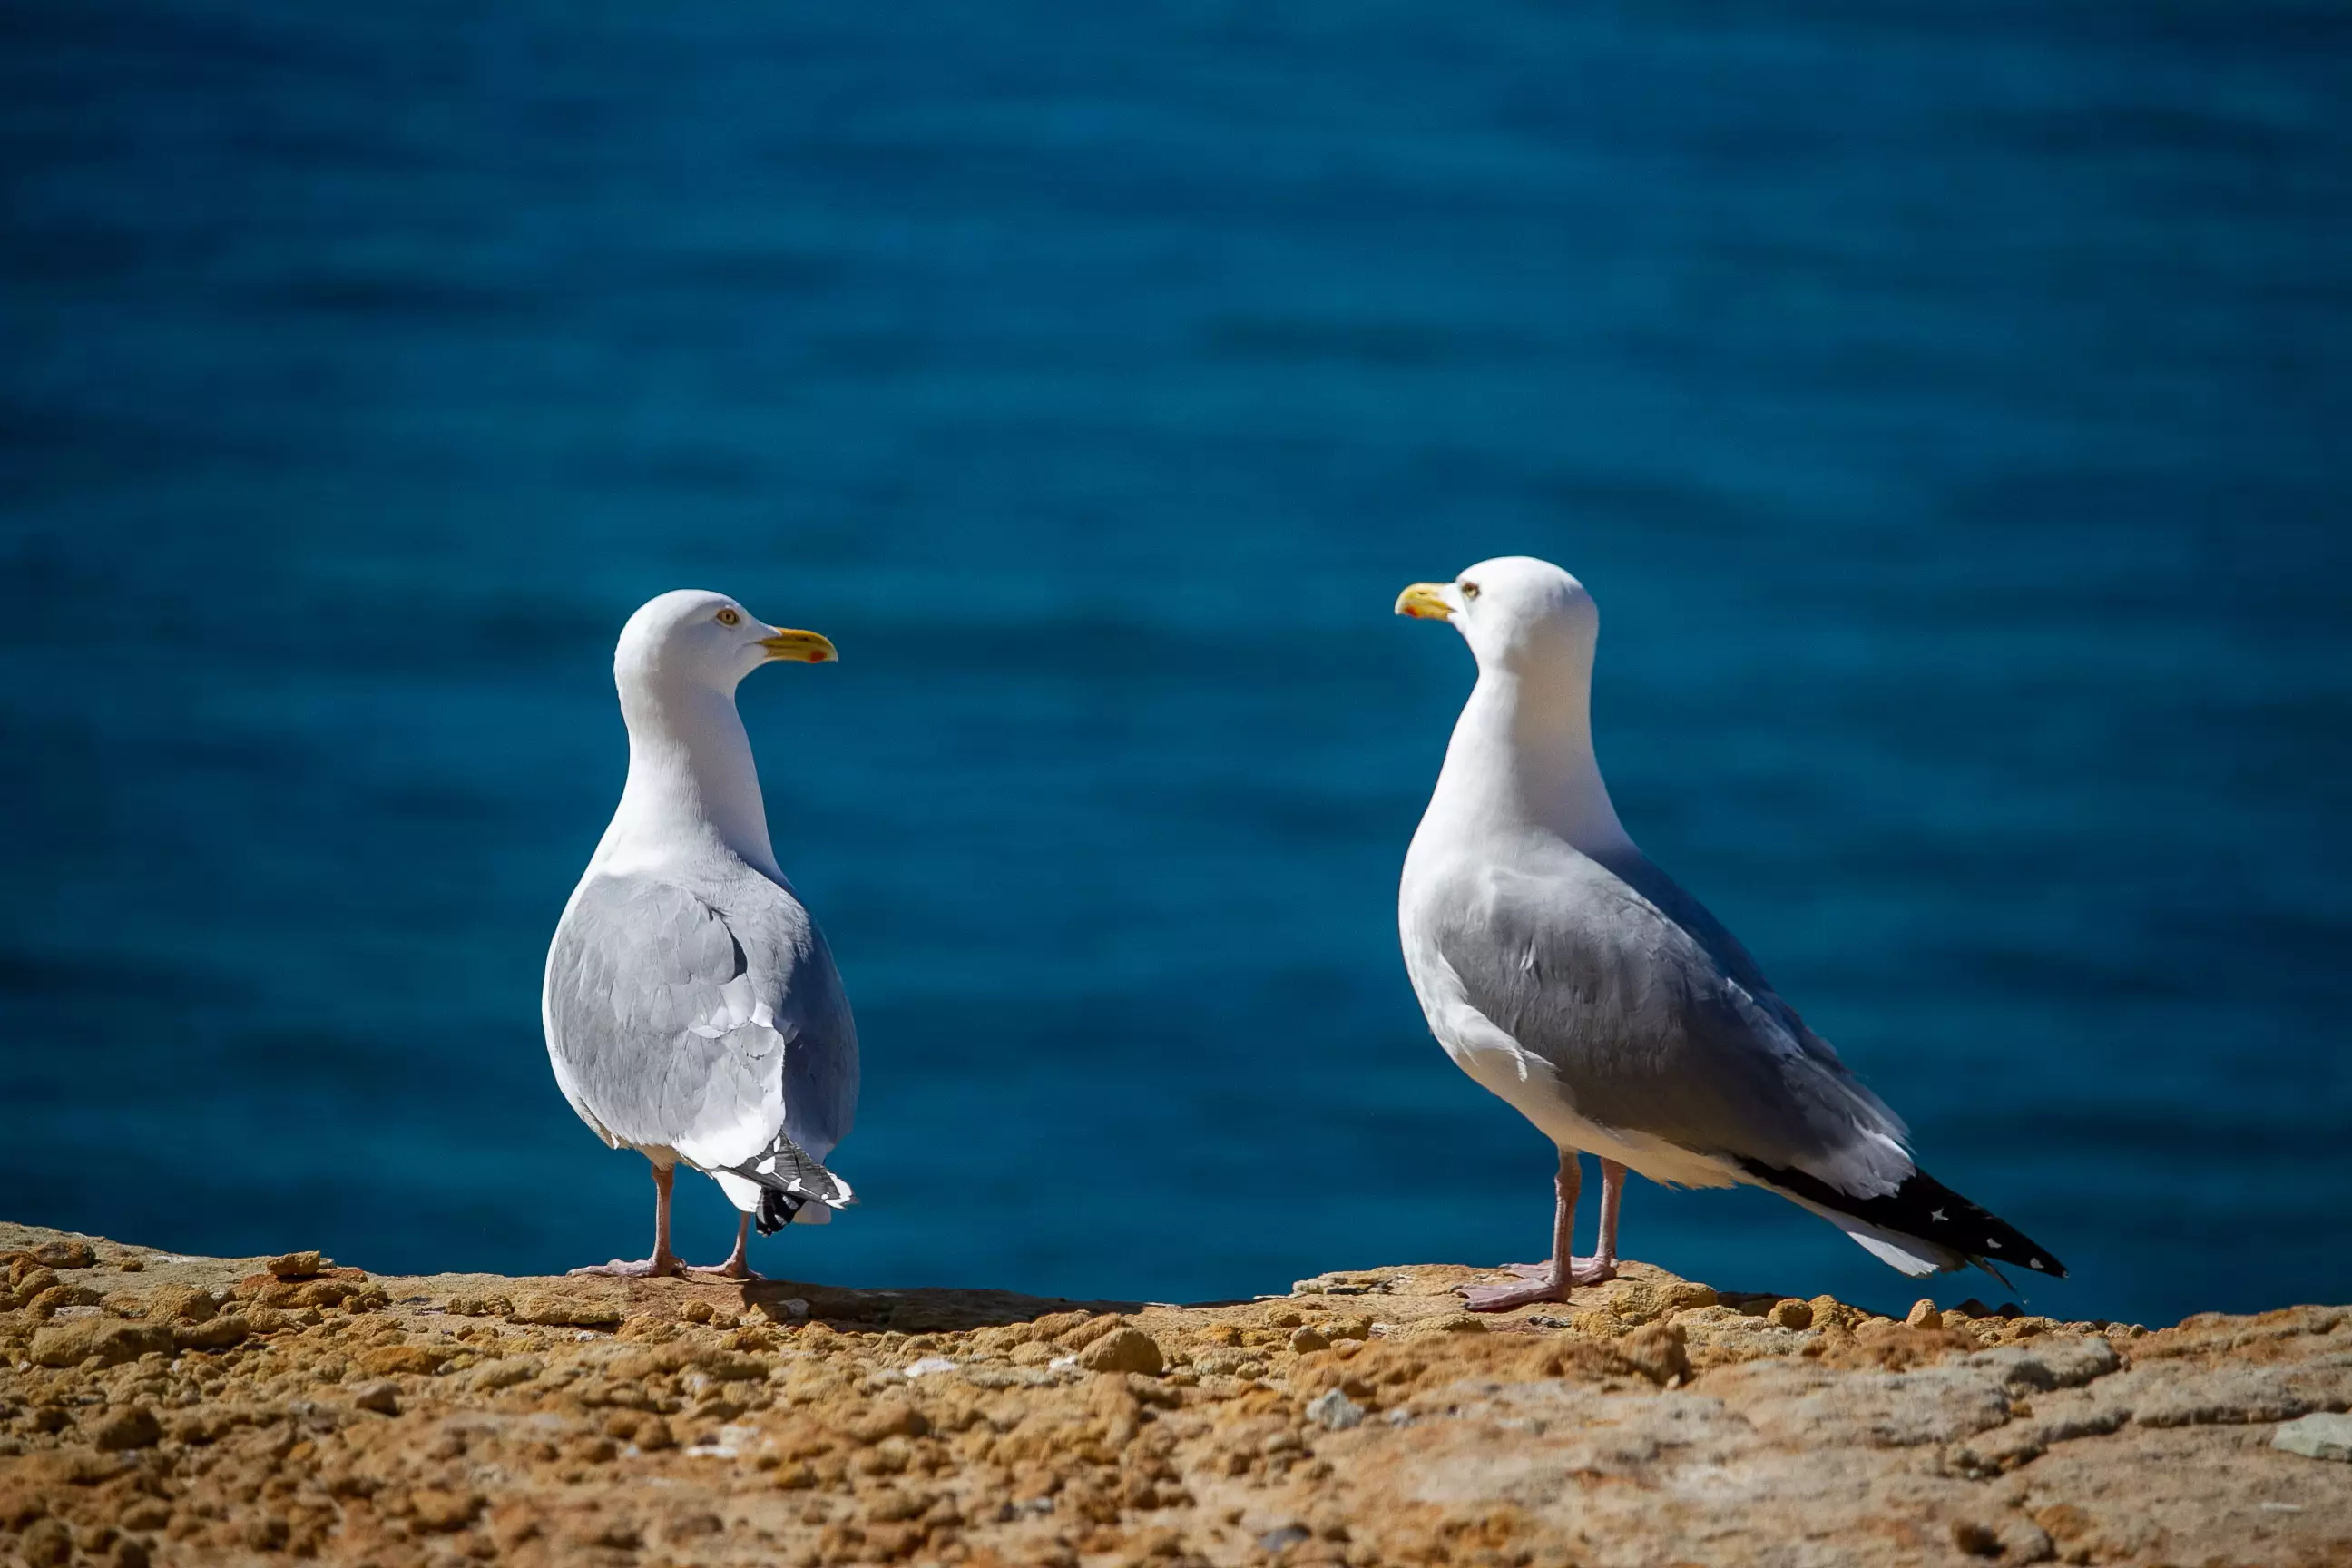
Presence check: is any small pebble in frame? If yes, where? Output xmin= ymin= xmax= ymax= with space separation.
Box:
xmin=1950 ymin=1520 xmax=2003 ymax=1558
xmin=2274 ymin=1412 xmax=2352 ymax=1462
xmin=18 ymin=1519 xmax=69 ymax=1568
xmin=88 ymin=1406 xmax=161 ymax=1451
xmin=1076 ymin=1326 xmax=1165 ymax=1376
xmin=1305 ymin=1389 xmax=1365 ymax=1431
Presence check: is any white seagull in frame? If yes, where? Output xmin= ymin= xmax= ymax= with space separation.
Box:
xmin=1395 ymin=557 xmax=2063 ymax=1311
xmin=543 ymin=590 xmax=858 ymax=1279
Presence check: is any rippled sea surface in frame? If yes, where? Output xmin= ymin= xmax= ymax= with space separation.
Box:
xmin=4 ymin=2 xmax=2347 ymax=1326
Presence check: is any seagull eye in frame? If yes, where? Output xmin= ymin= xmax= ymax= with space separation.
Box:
xmin=1459 ymin=581 xmax=1481 ymax=600
xmin=715 ymin=608 xmax=740 ymax=627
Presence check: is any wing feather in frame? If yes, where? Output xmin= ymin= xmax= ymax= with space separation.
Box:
xmin=543 ymin=867 xmax=858 ymax=1206
xmin=1424 ymin=844 xmax=1911 ymax=1199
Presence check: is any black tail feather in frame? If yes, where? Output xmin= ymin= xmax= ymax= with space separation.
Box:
xmin=1734 ymin=1158 xmax=2067 ymax=1279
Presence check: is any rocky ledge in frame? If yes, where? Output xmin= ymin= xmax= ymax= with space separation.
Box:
xmin=1 ymin=1223 xmax=2347 ymax=1568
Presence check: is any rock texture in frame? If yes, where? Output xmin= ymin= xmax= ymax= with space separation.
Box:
xmin=2 ymin=1222 xmax=2347 ymax=1567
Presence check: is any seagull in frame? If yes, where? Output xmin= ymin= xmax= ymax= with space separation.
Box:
xmin=543 ymin=590 xmax=858 ymax=1279
xmin=1395 ymin=557 xmax=2063 ymax=1311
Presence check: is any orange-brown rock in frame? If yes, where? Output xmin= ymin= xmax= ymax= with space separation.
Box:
xmin=1 ymin=1221 xmax=2347 ymax=1566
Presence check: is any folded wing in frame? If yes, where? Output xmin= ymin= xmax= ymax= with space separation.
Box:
xmin=1428 ymin=845 xmax=1909 ymax=1191
xmin=544 ymin=868 xmax=858 ymax=1227
xmin=1420 ymin=841 xmax=2063 ymax=1278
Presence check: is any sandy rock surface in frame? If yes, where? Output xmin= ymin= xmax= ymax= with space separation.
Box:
xmin=2 ymin=1223 xmax=2347 ymax=1567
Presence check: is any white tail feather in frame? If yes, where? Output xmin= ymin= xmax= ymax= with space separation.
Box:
xmin=1781 ymin=1194 xmax=1964 ymax=1277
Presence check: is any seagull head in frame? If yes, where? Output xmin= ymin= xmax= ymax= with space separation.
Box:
xmin=613 ymin=589 xmax=838 ymax=700
xmin=1395 ymin=556 xmax=1597 ymax=676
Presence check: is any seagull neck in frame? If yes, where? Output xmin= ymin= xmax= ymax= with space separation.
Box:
xmin=599 ymin=681 xmax=783 ymax=882
xmin=1430 ymin=665 xmax=1632 ymax=854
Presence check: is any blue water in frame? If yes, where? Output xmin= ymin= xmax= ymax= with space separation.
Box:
xmin=4 ymin=2 xmax=2348 ymax=1329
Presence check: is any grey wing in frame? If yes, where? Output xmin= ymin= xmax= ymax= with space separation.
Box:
xmin=543 ymin=870 xmax=856 ymax=1203
xmin=1590 ymin=844 xmax=1848 ymax=1073
xmin=1431 ymin=848 xmax=1911 ymax=1194
xmin=778 ymin=919 xmax=858 ymax=1162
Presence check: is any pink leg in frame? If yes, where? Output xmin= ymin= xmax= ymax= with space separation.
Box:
xmin=688 ymin=1211 xmax=760 ymax=1281
xmin=571 ymin=1161 xmax=687 ymax=1278
xmin=1593 ymin=1157 xmax=1624 ymax=1271
xmin=1495 ymin=1157 xmax=1624 ymax=1286
xmin=1463 ymin=1149 xmax=1583 ymax=1311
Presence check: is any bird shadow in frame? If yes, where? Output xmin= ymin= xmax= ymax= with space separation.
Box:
xmin=734 ymin=1278 xmax=1259 ymax=1333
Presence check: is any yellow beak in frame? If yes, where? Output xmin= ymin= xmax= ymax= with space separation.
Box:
xmin=758 ymin=628 xmax=839 ymax=664
xmin=1394 ymin=583 xmax=1455 ymax=622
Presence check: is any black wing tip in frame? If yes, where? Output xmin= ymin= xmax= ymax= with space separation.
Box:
xmin=1736 ymin=1157 xmax=2068 ymax=1280
xmin=754 ymin=1187 xmax=804 ymax=1237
